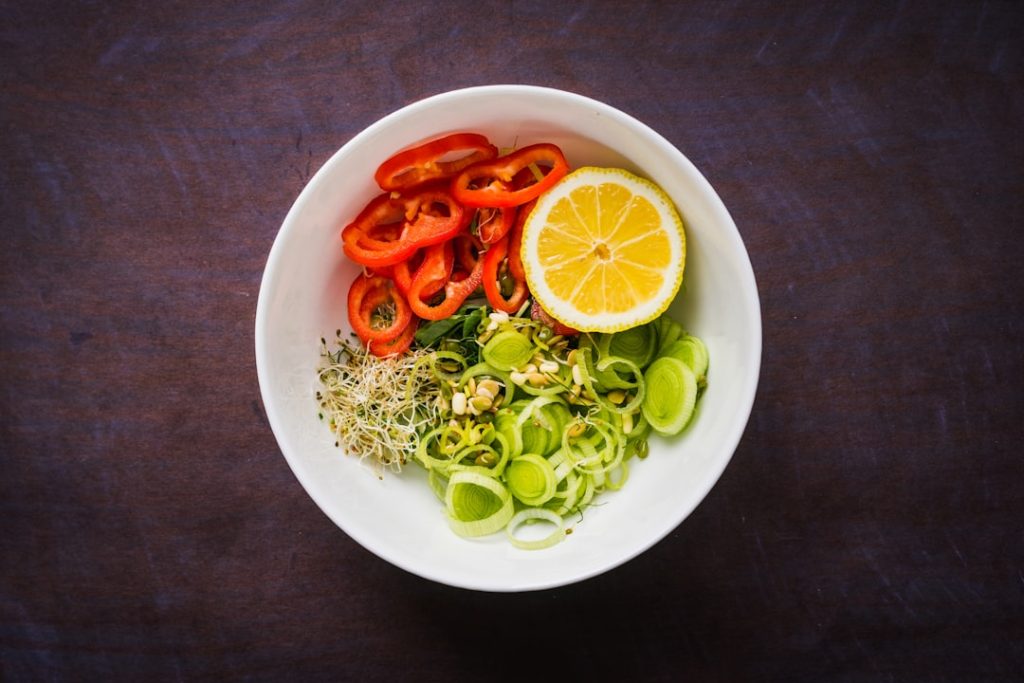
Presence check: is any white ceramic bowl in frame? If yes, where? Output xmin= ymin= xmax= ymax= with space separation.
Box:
xmin=255 ymin=85 xmax=761 ymax=592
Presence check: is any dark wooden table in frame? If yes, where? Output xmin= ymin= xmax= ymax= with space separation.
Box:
xmin=3 ymin=1 xmax=1022 ymax=680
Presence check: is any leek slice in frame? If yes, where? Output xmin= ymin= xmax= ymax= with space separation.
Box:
xmin=494 ymin=408 xmax=524 ymax=458
xmin=431 ymin=350 xmax=468 ymax=381
xmin=506 ymin=453 xmax=558 ymax=506
xmin=448 ymin=432 xmax=513 ymax=478
xmin=445 ymin=471 xmax=514 ymax=537
xmin=574 ymin=347 xmax=602 ymax=400
xmin=594 ymin=356 xmax=646 ymax=414
xmin=428 ymin=469 xmax=448 ymax=501
xmin=512 ymin=396 xmax=558 ymax=421
xmin=641 ymin=356 xmax=697 ymax=435
xmin=577 ymin=473 xmax=596 ymax=509
xmin=545 ymin=469 xmax=583 ymax=515
xmin=482 ymin=330 xmax=535 ymax=371
xmin=578 ymin=334 xmax=633 ymax=390
xmin=607 ymin=322 xmax=658 ymax=370
xmin=656 ymin=314 xmax=685 ymax=354
xmin=571 ymin=437 xmax=602 ymax=470
xmin=514 ymin=397 xmax=571 ymax=456
xmin=547 ymin=448 xmax=573 ymax=482
xmin=446 ymin=444 xmax=500 ymax=476
xmin=416 ymin=426 xmax=465 ymax=472
xmin=457 ymin=361 xmax=507 ymax=381
xmin=561 ymin=419 xmax=624 ymax=476
xmin=506 ymin=508 xmax=565 ymax=550
xmin=625 ymin=409 xmax=652 ymax=443
xmin=513 ymin=376 xmax=570 ymax=397
xmin=603 ymin=462 xmax=629 ymax=491
xmin=660 ymin=335 xmax=709 ymax=382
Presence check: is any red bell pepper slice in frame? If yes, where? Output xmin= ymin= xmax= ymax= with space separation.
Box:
xmin=476 ymin=205 xmax=516 ymax=244
xmin=408 ymin=240 xmax=484 ymax=321
xmin=391 ymin=246 xmax=453 ymax=299
xmin=389 ymin=259 xmax=413 ymax=296
xmin=452 ymin=233 xmax=481 ymax=275
xmin=374 ymin=133 xmax=498 ymax=192
xmin=482 ymin=200 xmax=533 ymax=313
xmin=368 ymin=316 xmax=418 ymax=357
xmin=451 ymin=143 xmax=569 ymax=208
xmin=508 ymin=199 xmax=533 ymax=281
xmin=347 ymin=273 xmax=413 ymax=344
xmin=482 ymin=234 xmax=529 ymax=314
xmin=340 ymin=194 xmax=407 ymax=266
xmin=341 ymin=187 xmax=467 ymax=268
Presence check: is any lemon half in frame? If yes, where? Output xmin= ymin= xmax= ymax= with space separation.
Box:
xmin=520 ymin=167 xmax=686 ymax=332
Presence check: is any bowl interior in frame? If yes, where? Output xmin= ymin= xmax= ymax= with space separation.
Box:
xmin=255 ymin=85 xmax=761 ymax=591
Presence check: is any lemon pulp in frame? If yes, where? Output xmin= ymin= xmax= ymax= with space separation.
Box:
xmin=520 ymin=167 xmax=686 ymax=332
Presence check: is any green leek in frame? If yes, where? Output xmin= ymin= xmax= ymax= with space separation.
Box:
xmin=506 ymin=508 xmax=565 ymax=550
xmin=641 ymin=356 xmax=697 ymax=435
xmin=506 ymin=453 xmax=558 ymax=506
xmin=482 ymin=330 xmax=535 ymax=371
xmin=445 ymin=471 xmax=514 ymax=537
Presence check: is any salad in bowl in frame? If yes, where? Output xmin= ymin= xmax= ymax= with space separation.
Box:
xmin=255 ymin=85 xmax=760 ymax=591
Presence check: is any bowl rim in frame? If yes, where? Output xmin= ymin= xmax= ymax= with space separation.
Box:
xmin=255 ymin=84 xmax=762 ymax=591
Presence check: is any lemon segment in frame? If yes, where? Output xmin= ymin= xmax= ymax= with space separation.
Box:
xmin=520 ymin=167 xmax=686 ymax=332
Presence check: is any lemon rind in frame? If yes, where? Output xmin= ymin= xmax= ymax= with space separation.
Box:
xmin=521 ymin=167 xmax=686 ymax=333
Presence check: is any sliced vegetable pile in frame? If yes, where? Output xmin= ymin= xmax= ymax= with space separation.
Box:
xmin=318 ymin=131 xmax=709 ymax=549
xmin=341 ymin=133 xmax=569 ymax=356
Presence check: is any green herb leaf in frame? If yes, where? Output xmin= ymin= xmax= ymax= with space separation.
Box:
xmin=414 ymin=303 xmax=488 ymax=350
xmin=414 ymin=317 xmax=463 ymax=348
xmin=461 ymin=307 xmax=484 ymax=339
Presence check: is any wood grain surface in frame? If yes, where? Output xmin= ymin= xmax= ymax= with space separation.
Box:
xmin=2 ymin=1 xmax=1022 ymax=680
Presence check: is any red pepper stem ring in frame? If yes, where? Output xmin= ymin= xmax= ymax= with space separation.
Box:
xmin=374 ymin=133 xmax=498 ymax=192
xmin=342 ymin=188 xmax=467 ymax=268
xmin=508 ymin=198 xmax=534 ymax=281
xmin=477 ymin=205 xmax=517 ymax=244
xmin=482 ymin=234 xmax=529 ymax=314
xmin=451 ymin=143 xmax=570 ymax=208
xmin=368 ymin=316 xmax=418 ymax=357
xmin=408 ymin=239 xmax=485 ymax=321
xmin=346 ymin=273 xmax=413 ymax=344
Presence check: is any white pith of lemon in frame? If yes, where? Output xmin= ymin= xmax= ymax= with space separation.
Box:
xmin=520 ymin=167 xmax=686 ymax=332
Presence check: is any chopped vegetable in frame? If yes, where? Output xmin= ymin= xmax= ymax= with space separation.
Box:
xmin=402 ymin=307 xmax=704 ymax=546
xmin=451 ymin=143 xmax=570 ymax=208
xmin=641 ymin=356 xmax=697 ymax=435
xmin=341 ymin=186 xmax=468 ymax=268
xmin=506 ymin=508 xmax=565 ymax=550
xmin=347 ymin=273 xmax=414 ymax=346
xmin=660 ymin=334 xmax=709 ymax=385
xmin=606 ymin=321 xmax=659 ymax=370
xmin=445 ymin=471 xmax=514 ymax=537
xmin=481 ymin=330 xmax=535 ymax=371
xmin=407 ymin=240 xmax=485 ymax=320
xmin=476 ymin=206 xmax=516 ymax=244
xmin=482 ymin=232 xmax=529 ymax=313
xmin=374 ymin=132 xmax=498 ymax=191
xmin=506 ymin=454 xmax=558 ymax=506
